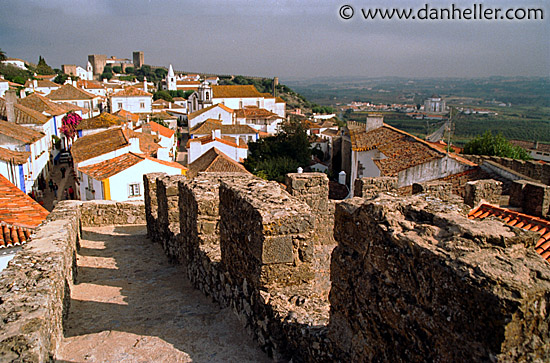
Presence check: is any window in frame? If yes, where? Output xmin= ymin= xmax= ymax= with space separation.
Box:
xmin=128 ymin=183 xmax=140 ymax=197
xmin=88 ymin=176 xmax=94 ymax=190
xmin=118 ymin=102 xmax=123 ymax=109
xmin=205 ymin=91 xmax=210 ymax=100
xmin=140 ymin=102 xmax=145 ymax=109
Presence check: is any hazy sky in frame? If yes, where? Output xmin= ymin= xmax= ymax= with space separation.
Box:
xmin=1 ymin=0 xmax=548 ymax=81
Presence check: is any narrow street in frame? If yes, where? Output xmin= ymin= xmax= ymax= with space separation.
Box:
xmin=55 ymin=226 xmax=270 ymax=363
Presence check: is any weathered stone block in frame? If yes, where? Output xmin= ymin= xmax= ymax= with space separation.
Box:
xmin=522 ymin=181 xmax=550 ymax=217
xmin=330 ymin=194 xmax=550 ymax=362
xmin=464 ymin=179 xmax=502 ymax=207
xmin=354 ymin=176 xmax=397 ymax=198
xmin=412 ymin=180 xmax=452 ymax=200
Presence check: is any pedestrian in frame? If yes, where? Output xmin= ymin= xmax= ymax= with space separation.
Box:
xmin=68 ymin=186 xmax=75 ymax=199
xmin=48 ymin=179 xmax=54 ymax=192
xmin=53 ymin=183 xmax=58 ymax=198
xmin=60 ymin=166 xmax=66 ymax=178
xmin=63 ymin=189 xmax=68 ymax=200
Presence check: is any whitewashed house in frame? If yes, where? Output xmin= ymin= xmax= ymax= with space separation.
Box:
xmin=23 ymin=78 xmax=60 ymax=96
xmin=110 ymin=86 xmax=152 ymax=114
xmin=187 ymin=130 xmax=248 ymax=164
xmin=134 ymin=121 xmax=177 ymax=161
xmin=187 ymin=103 xmax=234 ymax=130
xmin=47 ymin=84 xmax=101 ymax=119
xmin=77 ymin=152 xmax=186 ymax=202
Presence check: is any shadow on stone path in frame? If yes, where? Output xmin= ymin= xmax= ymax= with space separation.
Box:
xmin=55 ymin=225 xmax=271 ymax=363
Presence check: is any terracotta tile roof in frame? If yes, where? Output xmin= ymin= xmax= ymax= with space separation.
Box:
xmin=468 ymin=204 xmax=550 ymax=263
xmin=47 ymin=84 xmax=96 ymax=101
xmin=350 ymin=124 xmax=443 ymax=176
xmin=0 ymin=174 xmax=49 ymax=228
xmin=148 ymin=121 xmax=175 ymax=138
xmin=275 ymin=97 xmax=285 ymax=103
xmin=113 ymin=87 xmax=152 ymax=97
xmin=321 ymin=129 xmax=339 ymax=137
xmin=56 ymin=102 xmax=88 ymax=113
xmin=176 ymin=81 xmax=201 ymax=86
xmin=77 ymin=80 xmax=105 ymax=89
xmin=187 ymin=134 xmax=248 ymax=149
xmin=114 ymin=109 xmax=140 ymax=123
xmin=123 ymin=128 xmax=161 ymax=156
xmin=190 ymin=119 xmax=257 ymax=136
xmin=188 ymin=103 xmax=233 ymax=121
xmin=0 ymin=119 xmax=45 ymax=144
xmin=18 ymin=93 xmax=67 ymax=117
xmin=212 ymin=85 xmax=263 ymax=98
xmin=78 ymin=152 xmax=144 ymax=180
xmin=187 ymin=147 xmax=250 ymax=178
xmin=23 ymin=79 xmax=59 ymax=89
xmin=0 ymin=146 xmax=30 ymax=164
xmin=76 ymin=112 xmax=125 ymax=130
xmin=234 ymin=106 xmax=282 ymax=119
xmin=71 ymin=127 xmax=129 ymax=163
xmin=152 ymin=111 xmax=177 ymax=119
xmin=0 ymin=97 xmax=50 ymax=125
xmin=0 ymin=222 xmax=33 ymax=248
xmin=153 ymin=99 xmax=170 ymax=106
xmin=79 ymin=152 xmax=186 ymax=180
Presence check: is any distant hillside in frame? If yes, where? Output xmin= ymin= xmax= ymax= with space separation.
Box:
xmin=218 ymin=75 xmax=326 ymax=114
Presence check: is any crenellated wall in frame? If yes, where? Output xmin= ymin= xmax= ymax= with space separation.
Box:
xmin=144 ymin=172 xmax=550 ymax=362
xmin=3 ymin=173 xmax=548 ymax=362
xmin=0 ymin=200 xmax=146 ymax=362
xmin=331 ymin=195 xmax=550 ymax=362
xmin=463 ymin=155 xmax=550 ymax=185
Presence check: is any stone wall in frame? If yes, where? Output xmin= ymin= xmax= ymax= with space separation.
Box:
xmin=412 ymin=180 xmax=452 ymax=200
xmin=353 ymin=176 xmax=397 ymax=198
xmin=156 ymin=174 xmax=187 ymax=260
xmin=464 ymin=179 xmax=503 ymax=207
xmin=0 ymin=201 xmax=81 ymax=362
xmin=79 ymin=200 xmax=146 ymax=227
xmin=0 ymin=200 xmax=149 ymax=361
xmin=330 ymin=195 xmax=550 ymax=362
xmin=285 ymin=173 xmax=336 ymax=297
xmin=464 ymin=155 xmax=550 ymax=185
xmin=143 ymin=172 xmax=166 ymax=239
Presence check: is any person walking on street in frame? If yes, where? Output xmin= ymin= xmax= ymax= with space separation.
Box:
xmin=48 ymin=179 xmax=54 ymax=192
xmin=53 ymin=183 xmax=58 ymax=198
xmin=61 ymin=166 xmax=66 ymax=178
xmin=63 ymin=189 xmax=68 ymax=200
xmin=68 ymin=186 xmax=75 ymax=199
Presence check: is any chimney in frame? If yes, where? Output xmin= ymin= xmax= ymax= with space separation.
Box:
xmin=273 ymin=76 xmax=279 ymax=96
xmin=212 ymin=129 xmax=221 ymax=139
xmin=128 ymin=137 xmax=141 ymax=153
xmin=33 ymin=79 xmax=38 ymax=89
xmin=365 ymin=113 xmax=384 ymax=132
xmin=144 ymin=76 xmax=147 ymax=93
xmin=5 ymin=90 xmax=17 ymax=123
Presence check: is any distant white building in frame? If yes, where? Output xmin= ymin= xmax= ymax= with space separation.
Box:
xmin=187 ymin=130 xmax=248 ymax=164
xmin=110 ymin=86 xmax=152 ymax=114
xmin=424 ymin=95 xmax=446 ymax=113
xmin=187 ymin=103 xmax=234 ymax=130
xmin=1 ymin=58 xmax=27 ymax=70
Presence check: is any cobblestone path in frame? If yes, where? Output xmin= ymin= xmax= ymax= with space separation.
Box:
xmin=55 ymin=225 xmax=270 ymax=363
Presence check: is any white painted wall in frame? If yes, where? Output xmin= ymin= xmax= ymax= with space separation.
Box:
xmin=188 ymin=106 xmax=233 ymax=129
xmin=110 ymin=95 xmax=152 ymax=114
xmin=187 ymin=139 xmax=247 ymax=164
xmin=397 ymin=156 xmax=471 ymax=188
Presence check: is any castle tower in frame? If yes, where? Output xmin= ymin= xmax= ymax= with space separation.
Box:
xmin=166 ymin=64 xmax=176 ymax=91
xmin=133 ymin=51 xmax=144 ymax=69
xmin=88 ymin=54 xmax=107 ymax=76
xmin=273 ymin=76 xmax=279 ymax=96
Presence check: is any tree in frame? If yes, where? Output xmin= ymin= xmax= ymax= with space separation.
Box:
xmin=0 ymin=48 xmax=6 ymax=62
xmin=35 ymin=56 xmax=55 ymax=75
xmin=60 ymin=112 xmax=82 ymax=141
xmin=244 ymin=120 xmax=312 ymax=182
xmin=150 ymin=117 xmax=169 ymax=128
xmin=112 ymin=65 xmax=122 ymax=74
xmin=125 ymin=66 xmax=135 ymax=74
xmin=153 ymin=90 xmax=173 ymax=102
xmin=462 ymin=131 xmax=532 ymax=160
xmin=54 ymin=73 xmax=69 ymax=85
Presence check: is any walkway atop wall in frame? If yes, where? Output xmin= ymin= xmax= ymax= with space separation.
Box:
xmin=55 ymin=225 xmax=270 ymax=363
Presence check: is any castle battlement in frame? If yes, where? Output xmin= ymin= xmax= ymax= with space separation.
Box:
xmin=0 ymin=173 xmax=549 ymax=362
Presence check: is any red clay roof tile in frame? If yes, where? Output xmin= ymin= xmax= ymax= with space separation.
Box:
xmin=468 ymin=204 xmax=550 ymax=263
xmin=0 ymin=174 xmax=49 ymax=228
